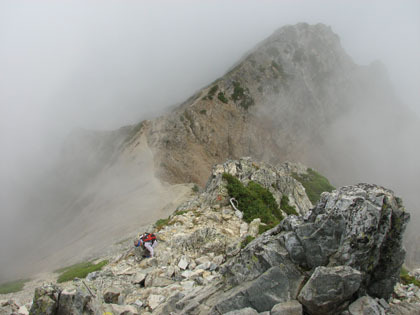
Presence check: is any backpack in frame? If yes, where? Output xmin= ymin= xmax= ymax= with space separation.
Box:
xmin=141 ymin=233 xmax=156 ymax=243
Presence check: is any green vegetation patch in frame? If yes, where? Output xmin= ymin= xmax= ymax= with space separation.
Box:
xmin=241 ymin=235 xmax=255 ymax=249
xmin=0 ymin=279 xmax=30 ymax=294
xmin=206 ymin=85 xmax=219 ymax=100
xmin=223 ymin=173 xmax=282 ymax=228
xmin=280 ymin=195 xmax=298 ymax=216
xmin=258 ymin=224 xmax=273 ymax=234
xmin=400 ymin=267 xmax=420 ymax=287
xmin=56 ymin=260 xmax=108 ymax=283
xmin=155 ymin=217 xmax=171 ymax=230
xmin=230 ymin=81 xmax=254 ymax=110
xmin=292 ymin=168 xmax=335 ymax=204
xmin=217 ymin=92 xmax=228 ymax=104
xmin=231 ymin=81 xmax=245 ymax=101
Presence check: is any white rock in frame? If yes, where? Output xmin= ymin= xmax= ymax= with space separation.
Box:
xmin=147 ymin=294 xmax=165 ymax=310
xmin=132 ymin=272 xmax=146 ymax=284
xmin=178 ymin=256 xmax=190 ymax=270
xmin=17 ymin=306 xmax=29 ymax=315
xmin=196 ymin=262 xmax=212 ymax=270
xmin=188 ymin=260 xmax=197 ymax=270
xmin=165 ymin=266 xmax=175 ymax=278
xmin=195 ymin=256 xmax=210 ymax=265
xmin=248 ymin=218 xmax=261 ymax=237
xmin=134 ymin=299 xmax=143 ymax=307
xmin=240 ymin=222 xmax=249 ymax=238
xmin=181 ymin=270 xmax=193 ymax=279
xmin=213 ymin=255 xmax=224 ymax=265
xmin=181 ymin=280 xmax=195 ymax=290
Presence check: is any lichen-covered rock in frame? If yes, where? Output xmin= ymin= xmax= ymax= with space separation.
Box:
xmin=298 ymin=266 xmax=362 ymax=315
xmin=57 ymin=288 xmax=93 ymax=315
xmin=282 ymin=183 xmax=410 ymax=299
xmin=29 ymin=284 xmax=61 ymax=315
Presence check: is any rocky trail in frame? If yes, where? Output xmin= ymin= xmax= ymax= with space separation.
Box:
xmin=2 ymin=158 xmax=420 ymax=314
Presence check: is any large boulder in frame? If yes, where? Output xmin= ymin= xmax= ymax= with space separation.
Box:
xmin=281 ymin=183 xmax=410 ymax=299
xmin=211 ymin=265 xmax=304 ymax=313
xmin=57 ymin=288 xmax=93 ymax=315
xmin=29 ymin=283 xmax=61 ymax=315
xmin=348 ymin=296 xmax=385 ymax=315
xmin=298 ymin=266 xmax=362 ymax=315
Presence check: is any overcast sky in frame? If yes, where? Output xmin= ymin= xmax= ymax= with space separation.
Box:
xmin=0 ymin=0 xmax=419 ymax=182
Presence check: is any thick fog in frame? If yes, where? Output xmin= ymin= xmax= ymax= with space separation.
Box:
xmin=1 ymin=0 xmax=419 ymax=281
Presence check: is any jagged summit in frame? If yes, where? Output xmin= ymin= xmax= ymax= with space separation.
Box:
xmin=121 ymin=23 xmax=395 ymax=187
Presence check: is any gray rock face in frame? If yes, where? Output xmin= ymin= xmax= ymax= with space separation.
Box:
xmin=212 ymin=266 xmax=304 ymax=313
xmin=271 ymin=300 xmax=303 ymax=315
xmin=348 ymin=296 xmax=385 ymax=315
xmin=298 ymin=266 xmax=362 ymax=315
xmin=29 ymin=284 xmax=61 ymax=315
xmin=281 ymin=183 xmax=410 ymax=299
xmin=57 ymin=288 xmax=92 ymax=315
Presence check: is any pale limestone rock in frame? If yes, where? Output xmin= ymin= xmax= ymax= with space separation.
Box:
xmin=147 ymin=294 xmax=165 ymax=310
xmin=248 ymin=218 xmax=261 ymax=237
xmin=178 ymin=256 xmax=190 ymax=270
xmin=131 ymin=272 xmax=146 ymax=284
xmin=240 ymin=222 xmax=249 ymax=238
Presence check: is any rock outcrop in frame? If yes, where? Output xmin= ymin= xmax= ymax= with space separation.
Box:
xmin=4 ymin=158 xmax=415 ymax=315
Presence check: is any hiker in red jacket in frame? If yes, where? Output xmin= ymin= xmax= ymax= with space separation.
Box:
xmin=134 ymin=233 xmax=157 ymax=258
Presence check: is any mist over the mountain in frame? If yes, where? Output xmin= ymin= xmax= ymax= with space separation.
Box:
xmin=1 ymin=0 xmax=419 ymax=282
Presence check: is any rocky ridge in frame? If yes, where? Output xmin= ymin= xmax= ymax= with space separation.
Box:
xmin=2 ymin=158 xmax=419 ymax=315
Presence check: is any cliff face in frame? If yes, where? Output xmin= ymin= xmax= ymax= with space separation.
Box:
xmin=117 ymin=23 xmax=410 ymax=188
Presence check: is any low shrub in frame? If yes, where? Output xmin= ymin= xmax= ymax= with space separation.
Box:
xmin=241 ymin=235 xmax=255 ymax=249
xmin=400 ymin=267 xmax=420 ymax=287
xmin=207 ymin=85 xmax=219 ymax=100
xmin=231 ymin=81 xmax=245 ymax=101
xmin=292 ymin=168 xmax=335 ymax=204
xmin=280 ymin=195 xmax=298 ymax=216
xmin=217 ymin=92 xmax=228 ymax=104
xmin=155 ymin=217 xmax=171 ymax=230
xmin=223 ymin=173 xmax=282 ymax=226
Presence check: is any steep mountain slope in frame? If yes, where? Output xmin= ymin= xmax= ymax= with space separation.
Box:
xmin=126 ymin=23 xmax=413 ymax=187
xmin=3 ymin=22 xmax=419 ymax=281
